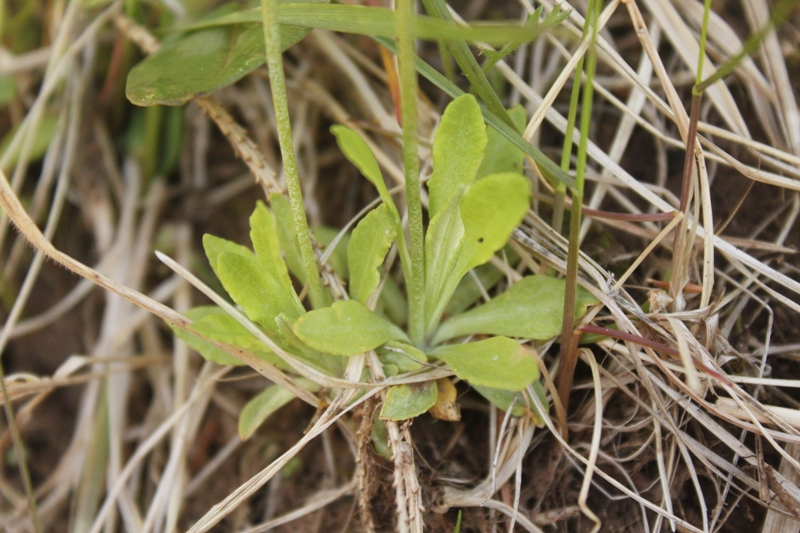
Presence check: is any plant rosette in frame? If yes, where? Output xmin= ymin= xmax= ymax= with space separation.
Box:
xmin=176 ymin=94 xmax=596 ymax=439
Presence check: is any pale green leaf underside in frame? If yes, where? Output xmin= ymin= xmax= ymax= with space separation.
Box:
xmin=425 ymin=173 xmax=531 ymax=334
xmin=292 ymin=300 xmax=408 ymax=356
xmin=472 ymin=381 xmax=548 ymax=426
xmin=424 ymin=187 xmax=466 ymax=330
xmin=432 ymin=336 xmax=537 ymax=391
xmin=471 ymin=385 xmax=527 ymax=418
xmin=380 ymin=382 xmax=437 ymax=421
xmin=427 ymin=94 xmax=487 ymax=219
xmin=348 ymin=204 xmax=396 ymax=304
xmin=433 ymin=275 xmax=598 ymax=344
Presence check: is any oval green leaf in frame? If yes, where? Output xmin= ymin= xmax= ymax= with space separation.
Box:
xmin=380 ymin=382 xmax=437 ymax=421
xmin=456 ymin=172 xmax=530 ymax=275
xmin=433 ymin=275 xmax=598 ymax=344
xmin=432 ymin=336 xmax=537 ymax=391
xmin=427 ymin=94 xmax=487 ymax=219
xmin=292 ymin=300 xmax=408 ymax=356
xmin=127 ymin=2 xmax=314 ymax=107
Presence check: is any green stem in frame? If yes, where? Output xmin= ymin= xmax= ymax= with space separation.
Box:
xmin=556 ymin=0 xmax=600 ymax=436
xmin=553 ymin=0 xmax=590 ymax=237
xmin=260 ymin=0 xmax=325 ymax=309
xmin=396 ymin=0 xmax=425 ymax=346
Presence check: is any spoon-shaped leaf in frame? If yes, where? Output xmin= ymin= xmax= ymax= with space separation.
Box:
xmin=433 ymin=275 xmax=599 ymax=344
xmin=427 ymin=94 xmax=486 ymax=219
xmin=292 ymin=300 xmax=408 ymax=356
xmin=432 ymin=336 xmax=537 ymax=391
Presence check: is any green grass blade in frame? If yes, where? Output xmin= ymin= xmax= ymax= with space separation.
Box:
xmin=419 ymin=0 xmax=514 ymax=129
xmin=177 ymin=4 xmax=566 ymax=45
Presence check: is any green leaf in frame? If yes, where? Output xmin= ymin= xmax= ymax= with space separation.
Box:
xmin=473 ymin=381 xmax=548 ymax=426
xmin=433 ymin=275 xmax=598 ymax=344
xmin=292 ymin=300 xmax=408 ymax=356
xmin=444 ymin=246 xmax=519 ymax=317
xmin=127 ymin=2 xmax=319 ymax=107
xmin=377 ymin=341 xmax=428 ymax=373
xmin=239 ymin=378 xmax=320 ymax=440
xmin=370 ymin=413 xmax=392 ymax=460
xmin=377 ymin=275 xmax=407 ymax=326
xmin=380 ymin=382 xmax=438 ymax=421
xmin=203 ymin=234 xmax=253 ymax=281
xmin=0 ymin=113 xmax=59 ymax=173
xmin=348 ymin=204 xmax=397 ymax=304
xmin=171 ymin=306 xmax=282 ymax=367
xmin=424 ymin=187 xmax=466 ymax=331
xmin=475 ymin=105 xmax=527 ymax=178
xmin=251 ymin=201 xmax=303 ymax=308
xmin=269 ymin=192 xmax=307 ymax=284
xmin=216 ymin=251 xmax=303 ymax=331
xmin=276 ymin=315 xmax=345 ymax=376
xmin=0 ymin=75 xmax=17 ymax=105
xmin=312 ymin=225 xmax=350 ymax=279
xmin=374 ymin=36 xmax=574 ymax=190
xmin=331 ymin=125 xmax=398 ymax=216
xmin=456 ymin=172 xmax=530 ymax=274
xmin=427 ymin=94 xmax=487 ymax=219
xmin=432 ymin=336 xmax=537 ymax=391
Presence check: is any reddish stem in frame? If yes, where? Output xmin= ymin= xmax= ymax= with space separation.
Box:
xmin=578 ymin=325 xmax=733 ymax=386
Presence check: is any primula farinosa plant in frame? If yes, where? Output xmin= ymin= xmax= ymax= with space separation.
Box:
xmin=173 ymin=93 xmax=596 ymax=438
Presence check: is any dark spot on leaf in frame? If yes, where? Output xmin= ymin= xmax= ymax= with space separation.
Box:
xmin=478 ymin=237 xmax=484 ymax=243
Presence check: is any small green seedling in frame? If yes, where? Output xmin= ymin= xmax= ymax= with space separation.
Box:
xmin=176 ymin=94 xmax=595 ymax=438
